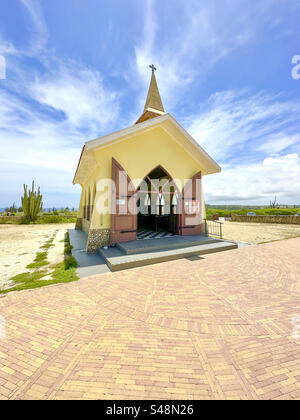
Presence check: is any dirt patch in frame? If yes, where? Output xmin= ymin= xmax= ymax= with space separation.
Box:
xmin=0 ymin=223 xmax=75 ymax=290
xmin=221 ymin=221 xmax=300 ymax=244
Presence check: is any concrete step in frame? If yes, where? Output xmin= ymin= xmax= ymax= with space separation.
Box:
xmin=117 ymin=235 xmax=221 ymax=255
xmin=100 ymin=241 xmax=238 ymax=272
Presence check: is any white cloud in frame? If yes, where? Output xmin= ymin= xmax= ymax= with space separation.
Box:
xmin=132 ymin=0 xmax=295 ymax=111
xmin=204 ymin=153 xmax=300 ymax=205
xmin=30 ymin=60 xmax=119 ymax=136
xmin=188 ymin=89 xmax=300 ymax=204
xmin=0 ymin=58 xmax=120 ymax=202
xmin=0 ymin=12 xmax=120 ymax=207
xmin=20 ymin=0 xmax=49 ymax=54
xmin=257 ymin=133 xmax=299 ymax=154
xmin=0 ymin=38 xmax=17 ymax=55
xmin=186 ymin=90 xmax=300 ymax=162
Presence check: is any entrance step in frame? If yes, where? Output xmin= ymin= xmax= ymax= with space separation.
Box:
xmin=117 ymin=235 xmax=221 ymax=255
xmin=100 ymin=240 xmax=238 ymax=272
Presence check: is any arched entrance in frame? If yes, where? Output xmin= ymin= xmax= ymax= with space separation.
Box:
xmin=110 ymin=158 xmax=203 ymax=244
xmin=136 ymin=166 xmax=180 ymax=239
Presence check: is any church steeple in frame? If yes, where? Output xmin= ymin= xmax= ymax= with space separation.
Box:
xmin=144 ymin=64 xmax=165 ymax=113
xmin=135 ymin=64 xmax=166 ymax=125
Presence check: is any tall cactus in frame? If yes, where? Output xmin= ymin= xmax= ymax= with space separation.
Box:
xmin=22 ymin=181 xmax=43 ymax=222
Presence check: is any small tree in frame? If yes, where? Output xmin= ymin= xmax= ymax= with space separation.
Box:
xmin=22 ymin=181 xmax=43 ymax=222
xmin=269 ymin=196 xmax=279 ymax=209
xmin=5 ymin=203 xmax=17 ymax=213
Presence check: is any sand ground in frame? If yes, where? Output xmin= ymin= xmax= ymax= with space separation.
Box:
xmin=1 ymin=221 xmax=300 ymax=290
xmin=0 ymin=223 xmax=75 ymax=290
xmin=220 ymin=220 xmax=300 ymax=244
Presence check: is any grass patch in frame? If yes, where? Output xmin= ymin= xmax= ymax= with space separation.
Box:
xmin=35 ymin=215 xmax=77 ymax=224
xmin=40 ymin=243 xmax=54 ymax=250
xmin=2 ymin=229 xmax=78 ymax=294
xmin=10 ymin=271 xmax=48 ymax=284
xmin=26 ymin=251 xmax=49 ymax=269
xmin=64 ymin=242 xmax=73 ymax=255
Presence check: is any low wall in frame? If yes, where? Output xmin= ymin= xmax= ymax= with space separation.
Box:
xmin=231 ymin=214 xmax=300 ymax=225
xmin=0 ymin=216 xmax=23 ymax=223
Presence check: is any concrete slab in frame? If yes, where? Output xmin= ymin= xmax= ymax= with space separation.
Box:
xmin=118 ymin=234 xmax=221 ymax=255
xmin=69 ymin=229 xmax=111 ymax=277
xmin=100 ymin=240 xmax=238 ymax=271
xmin=69 ymin=228 xmax=88 ymax=251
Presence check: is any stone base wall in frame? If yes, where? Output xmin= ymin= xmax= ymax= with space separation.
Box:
xmin=231 ymin=214 xmax=300 ymax=224
xmin=86 ymin=229 xmax=110 ymax=253
xmin=75 ymin=218 xmax=82 ymax=230
xmin=82 ymin=219 xmax=91 ymax=234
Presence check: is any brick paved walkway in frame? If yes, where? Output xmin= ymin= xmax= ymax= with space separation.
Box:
xmin=0 ymin=238 xmax=299 ymax=400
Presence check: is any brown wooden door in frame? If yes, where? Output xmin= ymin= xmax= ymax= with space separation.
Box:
xmin=179 ymin=171 xmax=202 ymax=236
xmin=110 ymin=158 xmax=137 ymax=244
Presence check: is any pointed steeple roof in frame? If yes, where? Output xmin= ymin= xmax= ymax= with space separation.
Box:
xmin=144 ymin=64 xmax=165 ymax=112
xmin=135 ymin=65 xmax=165 ymax=124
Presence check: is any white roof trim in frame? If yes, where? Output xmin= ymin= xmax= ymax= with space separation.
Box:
xmin=85 ymin=114 xmax=169 ymax=151
xmin=73 ymin=114 xmax=221 ymax=184
xmin=84 ymin=113 xmax=220 ymax=174
xmin=145 ymin=107 xmax=166 ymax=115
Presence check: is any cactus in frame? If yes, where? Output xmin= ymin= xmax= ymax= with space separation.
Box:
xmin=22 ymin=181 xmax=43 ymax=222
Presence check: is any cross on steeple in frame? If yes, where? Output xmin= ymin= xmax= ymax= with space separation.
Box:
xmin=149 ymin=64 xmax=157 ymax=73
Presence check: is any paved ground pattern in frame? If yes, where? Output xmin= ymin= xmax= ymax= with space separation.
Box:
xmin=0 ymin=238 xmax=300 ymax=400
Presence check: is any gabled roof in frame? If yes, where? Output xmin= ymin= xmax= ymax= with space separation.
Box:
xmin=73 ymin=113 xmax=221 ymax=184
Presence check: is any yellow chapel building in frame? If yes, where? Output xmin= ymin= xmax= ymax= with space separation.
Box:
xmin=73 ymin=66 xmax=221 ymax=252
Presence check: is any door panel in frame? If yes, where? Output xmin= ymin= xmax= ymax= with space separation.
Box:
xmin=179 ymin=171 xmax=202 ymax=236
xmin=110 ymin=158 xmax=137 ymax=244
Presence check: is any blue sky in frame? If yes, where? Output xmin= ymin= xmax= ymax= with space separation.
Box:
xmin=0 ymin=0 xmax=300 ymax=208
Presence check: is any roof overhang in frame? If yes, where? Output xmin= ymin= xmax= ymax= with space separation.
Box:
xmin=72 ymin=146 xmax=98 ymax=185
xmin=73 ymin=113 xmax=221 ymax=184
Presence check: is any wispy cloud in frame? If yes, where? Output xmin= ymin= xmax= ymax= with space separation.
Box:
xmin=186 ymin=90 xmax=300 ymax=162
xmin=190 ymin=89 xmax=300 ymax=204
xmin=20 ymin=0 xmax=49 ymax=55
xmin=0 ymin=1 xmax=121 ymax=206
xmin=0 ymin=37 xmax=17 ymax=55
xmin=0 ymin=58 xmax=120 ymax=194
xmin=30 ymin=60 xmax=119 ymax=136
xmin=132 ymin=0 xmax=295 ymax=111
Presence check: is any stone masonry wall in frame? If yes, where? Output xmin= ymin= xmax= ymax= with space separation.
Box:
xmin=86 ymin=229 xmax=110 ymax=253
xmin=231 ymin=214 xmax=300 ymax=224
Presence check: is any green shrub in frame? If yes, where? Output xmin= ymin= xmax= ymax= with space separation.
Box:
xmin=206 ymin=207 xmax=300 ymax=219
xmin=64 ymin=256 xmax=78 ymax=270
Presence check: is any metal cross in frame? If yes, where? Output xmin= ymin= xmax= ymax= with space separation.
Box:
xmin=149 ymin=64 xmax=157 ymax=73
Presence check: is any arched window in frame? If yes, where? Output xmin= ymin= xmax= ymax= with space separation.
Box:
xmin=171 ymin=191 xmax=178 ymax=214
xmin=83 ymin=188 xmax=86 ymax=219
xmin=156 ymin=193 xmax=165 ymax=215
xmin=144 ymin=193 xmax=151 ymax=206
xmin=87 ymin=188 xmax=91 ymax=221
xmin=143 ymin=193 xmax=151 ymax=215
